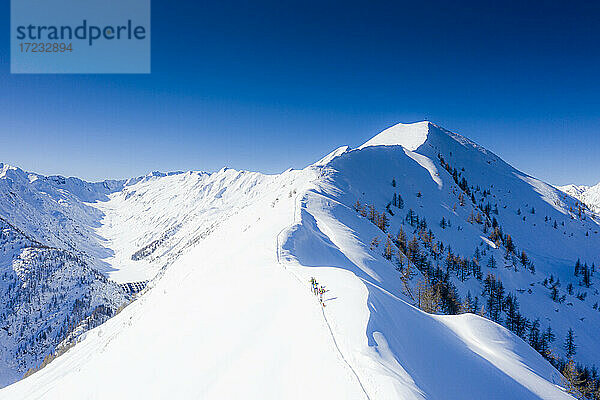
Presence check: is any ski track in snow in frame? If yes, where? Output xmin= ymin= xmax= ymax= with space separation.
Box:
xmin=275 ymin=191 xmax=372 ymax=400
xmin=1 ymin=121 xmax=593 ymax=399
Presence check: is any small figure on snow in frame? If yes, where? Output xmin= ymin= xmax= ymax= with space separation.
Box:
xmin=319 ymin=287 xmax=325 ymax=304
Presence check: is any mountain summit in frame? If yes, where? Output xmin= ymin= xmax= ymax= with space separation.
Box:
xmin=359 ymin=121 xmax=432 ymax=150
xmin=1 ymin=122 xmax=598 ymax=399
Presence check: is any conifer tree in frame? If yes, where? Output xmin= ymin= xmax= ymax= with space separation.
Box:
xmin=551 ymin=286 xmax=559 ymax=302
xmin=360 ymin=205 xmax=367 ymax=217
xmin=474 ymin=247 xmax=481 ymax=262
xmin=368 ymin=204 xmax=377 ymax=223
xmin=462 ymin=291 xmax=474 ymax=313
xmin=398 ymin=252 xmax=414 ymax=281
xmin=397 ymin=194 xmax=404 ymax=209
xmin=520 ymin=251 xmax=529 ymax=267
xmin=487 ymin=254 xmax=497 ymax=269
xmin=468 ymin=211 xmax=475 ymax=224
xmin=398 ymin=256 xmax=415 ymax=301
xmin=439 ymin=217 xmax=447 ymax=229
xmin=545 ymin=326 xmax=555 ymax=343
xmin=396 ymin=227 xmax=407 ymax=253
xmin=436 ymin=279 xmax=461 ymax=315
xmin=562 ymin=359 xmax=584 ymax=396
xmin=416 ymin=278 xmax=440 ymax=313
xmin=539 ymin=332 xmax=549 ymax=357
xmin=370 ymin=236 xmax=380 ymax=250
xmin=475 ymin=212 xmax=483 ymax=224
xmin=504 ymin=293 xmax=519 ymax=331
xmin=483 ymin=274 xmax=504 ymax=322
xmin=406 ymin=209 xmax=416 ymax=226
xmin=529 ymin=319 xmax=541 ymax=351
xmin=378 ymin=212 xmax=389 ymax=232
xmin=565 ymin=328 xmax=577 ymax=359
xmin=396 ymin=251 xmax=405 ymax=272
xmin=583 ymin=263 xmax=591 ymax=288
xmin=505 ymin=234 xmax=515 ymax=255
xmin=383 ymin=235 xmax=394 ymax=260
xmin=407 ymin=236 xmax=420 ymax=263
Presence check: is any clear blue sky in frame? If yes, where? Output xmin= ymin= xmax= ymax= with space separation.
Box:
xmin=1 ymin=1 xmax=599 ymax=185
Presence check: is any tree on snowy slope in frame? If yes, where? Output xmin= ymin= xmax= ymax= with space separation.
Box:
xmin=561 ymin=359 xmax=584 ymax=397
xmin=416 ymin=278 xmax=440 ymax=313
xmin=504 ymin=293 xmax=529 ymax=338
xmin=483 ymin=274 xmax=505 ymax=322
xmin=565 ymin=328 xmax=577 ymax=359
xmin=383 ymin=235 xmax=394 ymax=260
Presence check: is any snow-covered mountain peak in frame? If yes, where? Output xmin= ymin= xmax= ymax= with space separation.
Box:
xmin=2 ymin=123 xmax=600 ymax=399
xmin=0 ymin=163 xmax=26 ymax=180
xmin=359 ymin=121 xmax=431 ymax=150
xmin=558 ymin=181 xmax=600 ymax=214
xmin=559 ymin=184 xmax=590 ymax=195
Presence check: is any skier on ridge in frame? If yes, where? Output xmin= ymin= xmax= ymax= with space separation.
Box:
xmin=309 ymin=277 xmax=327 ymax=306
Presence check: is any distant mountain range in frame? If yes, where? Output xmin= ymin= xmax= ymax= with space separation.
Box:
xmin=1 ymin=122 xmax=598 ymax=399
xmin=557 ymin=182 xmax=600 ymax=214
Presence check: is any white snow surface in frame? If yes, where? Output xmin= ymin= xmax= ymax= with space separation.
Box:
xmin=359 ymin=121 xmax=431 ymax=151
xmin=558 ymin=182 xmax=600 ymax=214
xmin=2 ymin=122 xmax=596 ymax=399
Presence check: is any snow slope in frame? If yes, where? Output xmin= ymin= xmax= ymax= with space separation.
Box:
xmin=281 ymin=186 xmax=570 ymax=399
xmin=1 ymin=164 xmax=572 ymax=399
xmin=93 ymin=168 xmax=287 ymax=282
xmin=0 ymin=163 xmax=314 ymax=384
xmin=2 ymin=121 xmax=590 ymax=399
xmin=0 ymin=166 xmax=129 ymax=386
xmin=1 ymin=169 xmax=374 ymax=399
xmin=346 ymin=123 xmax=600 ymax=368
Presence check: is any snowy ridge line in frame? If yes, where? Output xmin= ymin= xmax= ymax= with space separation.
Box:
xmin=0 ymin=215 xmax=43 ymax=247
xmin=275 ymin=189 xmax=372 ymax=400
